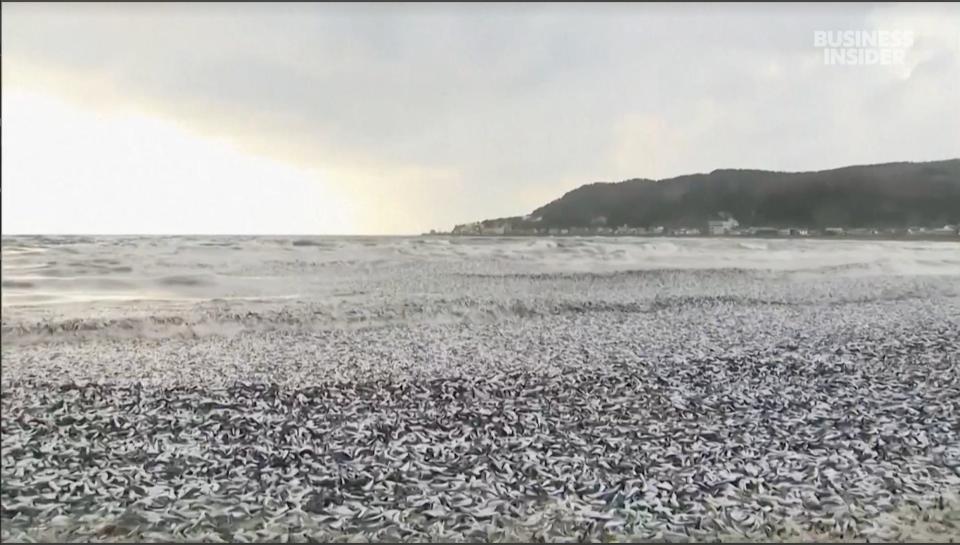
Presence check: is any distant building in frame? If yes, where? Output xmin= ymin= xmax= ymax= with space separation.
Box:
xmin=708 ymin=216 xmax=740 ymax=235
xmin=480 ymin=225 xmax=506 ymax=235
xmin=616 ymin=226 xmax=648 ymax=236
xmin=772 ymin=228 xmax=809 ymax=237
xmin=929 ymin=225 xmax=959 ymax=237
xmin=824 ymin=227 xmax=845 ymax=236
xmin=752 ymin=227 xmax=780 ymax=237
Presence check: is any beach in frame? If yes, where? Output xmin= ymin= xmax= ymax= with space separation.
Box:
xmin=2 ymin=235 xmax=959 ymax=541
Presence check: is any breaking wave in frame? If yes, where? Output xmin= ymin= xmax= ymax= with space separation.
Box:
xmin=2 ymin=235 xmax=958 ymax=343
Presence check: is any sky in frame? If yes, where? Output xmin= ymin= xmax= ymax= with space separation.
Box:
xmin=3 ymin=3 xmax=959 ymax=235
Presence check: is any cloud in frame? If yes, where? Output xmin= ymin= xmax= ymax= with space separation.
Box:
xmin=3 ymin=2 xmax=959 ymax=233
xmin=1 ymin=89 xmax=358 ymax=235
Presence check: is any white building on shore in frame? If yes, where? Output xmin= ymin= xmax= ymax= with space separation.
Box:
xmin=708 ymin=216 xmax=740 ymax=235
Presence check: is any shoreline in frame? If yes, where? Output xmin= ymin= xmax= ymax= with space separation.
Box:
xmin=426 ymin=232 xmax=960 ymax=243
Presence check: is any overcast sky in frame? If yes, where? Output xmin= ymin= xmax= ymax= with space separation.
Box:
xmin=3 ymin=2 xmax=959 ymax=234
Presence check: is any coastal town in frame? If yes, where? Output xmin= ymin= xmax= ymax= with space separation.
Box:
xmin=433 ymin=214 xmax=960 ymax=239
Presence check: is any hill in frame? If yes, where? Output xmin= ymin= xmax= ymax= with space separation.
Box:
xmin=469 ymin=159 xmax=960 ymax=230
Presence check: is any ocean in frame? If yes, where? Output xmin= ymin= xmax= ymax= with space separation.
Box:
xmin=4 ymin=234 xmax=958 ymax=312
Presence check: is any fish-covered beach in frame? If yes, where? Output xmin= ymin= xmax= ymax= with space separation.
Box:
xmin=2 ymin=235 xmax=959 ymax=542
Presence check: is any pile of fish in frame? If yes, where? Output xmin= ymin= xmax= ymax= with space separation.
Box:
xmin=2 ymin=237 xmax=960 ymax=541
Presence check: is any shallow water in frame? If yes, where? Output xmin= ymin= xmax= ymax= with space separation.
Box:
xmin=3 ymin=235 xmax=958 ymax=345
xmin=4 ymin=235 xmax=958 ymax=307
